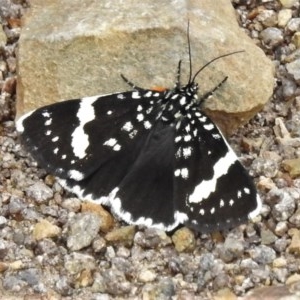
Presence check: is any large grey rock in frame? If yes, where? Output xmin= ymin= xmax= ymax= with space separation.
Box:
xmin=16 ymin=0 xmax=274 ymax=134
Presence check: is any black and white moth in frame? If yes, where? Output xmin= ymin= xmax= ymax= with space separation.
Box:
xmin=16 ymin=26 xmax=261 ymax=233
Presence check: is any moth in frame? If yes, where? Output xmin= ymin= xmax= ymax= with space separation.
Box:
xmin=16 ymin=25 xmax=261 ymax=232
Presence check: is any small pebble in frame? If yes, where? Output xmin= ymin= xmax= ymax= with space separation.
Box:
xmin=81 ymin=201 xmax=114 ymax=232
xmin=64 ymin=252 xmax=96 ymax=275
xmin=66 ymin=212 xmax=101 ymax=251
xmin=171 ymin=227 xmax=195 ymax=252
xmin=33 ymin=219 xmax=61 ymax=240
xmin=250 ymin=245 xmax=276 ymax=265
xmin=279 ymin=0 xmax=298 ymax=8
xmin=278 ymin=9 xmax=292 ymax=27
xmin=25 ymin=182 xmax=54 ymax=204
xmin=138 ymin=269 xmax=157 ymax=283
xmin=286 ymin=59 xmax=300 ymax=82
xmin=288 ymin=228 xmax=300 ymax=255
xmin=260 ymin=27 xmax=284 ymax=48
xmin=105 ymin=226 xmax=135 ymax=246
xmin=286 ymin=18 xmax=300 ymax=32
xmin=260 ymin=228 xmax=277 ymax=245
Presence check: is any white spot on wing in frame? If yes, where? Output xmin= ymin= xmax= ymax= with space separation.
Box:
xmin=129 ymin=130 xmax=138 ymax=139
xmin=71 ymin=96 xmax=98 ymax=159
xmin=184 ymin=135 xmax=191 ymax=142
xmin=132 ymin=91 xmax=141 ymax=99
xmin=113 ymin=144 xmax=121 ymax=151
xmin=174 ymin=169 xmax=180 ymax=177
xmin=213 ymin=134 xmax=221 ymax=139
xmin=42 ymin=111 xmax=51 ymax=118
xmin=183 ymin=147 xmax=192 ymax=158
xmin=69 ymin=169 xmax=84 ymax=180
xmin=244 ymin=187 xmax=250 ymax=194
xmin=204 ymin=123 xmax=214 ymax=130
xmin=146 ymin=107 xmax=153 ymax=114
xmin=117 ymin=94 xmax=125 ymax=99
xmin=181 ymin=168 xmax=189 ymax=179
xmin=104 ymin=138 xmax=117 ymax=147
xmin=137 ymin=113 xmax=144 ymax=122
xmin=180 ymin=96 xmax=186 ymax=105
xmin=144 ymin=120 xmax=152 ymax=129
xmin=175 ymin=136 xmax=182 ymax=143
xmin=174 ymin=211 xmax=188 ymax=223
xmin=52 ymin=136 xmax=59 ymax=142
xmin=122 ymin=122 xmax=133 ymax=132
xmin=220 ymin=199 xmax=225 ymax=207
xmin=45 ymin=118 xmax=52 ymax=126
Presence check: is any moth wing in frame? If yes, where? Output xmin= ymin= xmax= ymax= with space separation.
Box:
xmin=17 ymin=91 xmax=161 ymax=185
xmin=107 ymin=120 xmax=178 ymax=230
xmin=173 ymin=110 xmax=261 ymax=232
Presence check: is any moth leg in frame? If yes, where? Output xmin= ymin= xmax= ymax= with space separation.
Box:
xmin=199 ymin=76 xmax=228 ymax=104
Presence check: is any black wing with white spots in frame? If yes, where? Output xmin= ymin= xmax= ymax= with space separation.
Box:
xmin=173 ymin=108 xmax=260 ymax=232
xmin=16 ymin=26 xmax=262 ymax=233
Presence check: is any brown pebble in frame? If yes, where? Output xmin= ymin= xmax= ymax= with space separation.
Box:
xmin=81 ymin=201 xmax=114 ymax=232
xmin=172 ymin=227 xmax=196 ymax=252
xmin=105 ymin=226 xmax=136 ymax=246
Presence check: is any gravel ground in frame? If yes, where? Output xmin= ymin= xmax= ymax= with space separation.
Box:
xmin=1 ymin=0 xmax=300 ymax=299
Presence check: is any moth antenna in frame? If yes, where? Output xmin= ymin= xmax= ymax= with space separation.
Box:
xmin=191 ymin=50 xmax=245 ymax=83
xmin=175 ymin=60 xmax=182 ymax=89
xmin=187 ymin=21 xmax=193 ymax=84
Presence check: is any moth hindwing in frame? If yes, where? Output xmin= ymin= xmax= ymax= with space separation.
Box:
xmin=16 ymin=25 xmax=261 ymax=233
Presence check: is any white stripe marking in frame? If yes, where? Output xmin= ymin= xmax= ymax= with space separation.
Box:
xmin=189 ymin=149 xmax=237 ymax=203
xmin=16 ymin=110 xmax=34 ymax=133
xmin=71 ymin=96 xmax=98 ymax=159
xmin=248 ymin=194 xmax=262 ymax=219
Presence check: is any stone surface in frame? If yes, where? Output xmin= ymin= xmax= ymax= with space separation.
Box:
xmin=16 ymin=0 xmax=274 ymax=135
